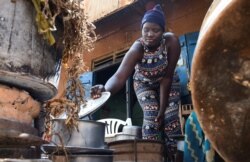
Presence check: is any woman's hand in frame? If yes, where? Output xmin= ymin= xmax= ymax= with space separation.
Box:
xmin=90 ymin=84 xmax=106 ymax=99
xmin=155 ymin=112 xmax=165 ymax=130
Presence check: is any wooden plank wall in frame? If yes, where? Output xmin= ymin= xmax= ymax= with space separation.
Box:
xmin=164 ymin=0 xmax=213 ymax=35
xmin=83 ymin=0 xmax=136 ymax=22
xmin=55 ymin=0 xmax=213 ymax=97
xmin=83 ymin=0 xmax=213 ymax=69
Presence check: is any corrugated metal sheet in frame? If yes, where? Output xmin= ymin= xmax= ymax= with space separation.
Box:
xmin=83 ymin=0 xmax=137 ymax=22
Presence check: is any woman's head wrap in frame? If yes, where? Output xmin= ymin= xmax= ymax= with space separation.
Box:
xmin=141 ymin=4 xmax=165 ymax=31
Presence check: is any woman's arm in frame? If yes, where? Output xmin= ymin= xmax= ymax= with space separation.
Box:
xmin=155 ymin=32 xmax=181 ymax=123
xmin=105 ymin=41 xmax=143 ymax=95
xmin=91 ymin=40 xmax=143 ymax=98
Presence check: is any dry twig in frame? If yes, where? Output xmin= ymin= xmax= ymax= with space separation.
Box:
xmin=34 ymin=0 xmax=96 ymax=140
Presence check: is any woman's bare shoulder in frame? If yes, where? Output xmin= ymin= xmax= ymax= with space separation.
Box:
xmin=163 ymin=32 xmax=178 ymax=42
xmin=128 ymin=40 xmax=144 ymax=55
xmin=123 ymin=40 xmax=144 ymax=62
xmin=162 ymin=32 xmax=180 ymax=50
xmin=130 ymin=39 xmax=143 ymax=51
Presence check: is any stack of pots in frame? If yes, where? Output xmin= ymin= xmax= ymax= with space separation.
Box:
xmin=42 ymin=119 xmax=113 ymax=162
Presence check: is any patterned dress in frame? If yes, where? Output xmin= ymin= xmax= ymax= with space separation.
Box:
xmin=133 ymin=38 xmax=182 ymax=145
xmin=184 ymin=112 xmax=216 ymax=162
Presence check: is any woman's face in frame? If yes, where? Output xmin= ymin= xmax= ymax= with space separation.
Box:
xmin=142 ymin=22 xmax=163 ymax=47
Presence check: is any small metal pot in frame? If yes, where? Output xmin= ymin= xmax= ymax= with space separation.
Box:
xmin=51 ymin=119 xmax=106 ymax=148
xmin=122 ymin=125 xmax=142 ymax=138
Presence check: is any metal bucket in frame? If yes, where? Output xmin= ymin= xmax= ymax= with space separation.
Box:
xmin=0 ymin=0 xmax=63 ymax=101
xmin=51 ymin=119 xmax=106 ymax=148
xmin=122 ymin=125 xmax=142 ymax=138
xmin=115 ymin=133 xmax=138 ymax=141
xmin=108 ymin=139 xmax=164 ymax=162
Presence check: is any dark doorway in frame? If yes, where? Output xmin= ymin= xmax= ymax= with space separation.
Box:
xmin=92 ymin=63 xmax=127 ymax=121
xmin=92 ymin=63 xmax=142 ymax=126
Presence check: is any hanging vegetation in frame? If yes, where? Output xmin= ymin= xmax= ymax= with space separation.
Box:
xmin=31 ymin=0 xmax=97 ymax=138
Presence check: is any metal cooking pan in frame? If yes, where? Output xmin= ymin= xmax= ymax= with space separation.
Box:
xmin=50 ymin=119 xmax=106 ymax=148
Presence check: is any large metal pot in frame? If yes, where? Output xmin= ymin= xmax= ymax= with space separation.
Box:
xmin=51 ymin=119 xmax=106 ymax=148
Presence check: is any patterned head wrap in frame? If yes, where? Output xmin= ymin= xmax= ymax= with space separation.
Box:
xmin=141 ymin=4 xmax=166 ymax=31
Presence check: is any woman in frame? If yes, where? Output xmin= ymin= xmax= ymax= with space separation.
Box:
xmin=91 ymin=4 xmax=181 ymax=159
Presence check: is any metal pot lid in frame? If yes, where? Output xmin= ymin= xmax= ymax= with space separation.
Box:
xmin=79 ymin=92 xmax=111 ymax=118
xmin=56 ymin=92 xmax=111 ymax=119
xmin=41 ymin=144 xmax=113 ymax=155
